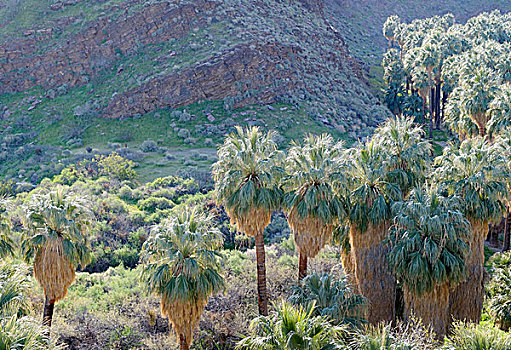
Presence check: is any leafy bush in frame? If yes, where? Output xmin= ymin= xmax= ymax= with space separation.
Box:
xmin=140 ymin=140 xmax=158 ymax=152
xmin=486 ymin=251 xmax=511 ymax=330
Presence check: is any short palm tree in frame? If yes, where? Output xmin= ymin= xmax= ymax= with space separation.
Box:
xmin=0 ymin=264 xmax=64 ymax=350
xmin=433 ymin=137 xmax=508 ymax=322
xmin=212 ymin=126 xmax=284 ymax=315
xmin=21 ymin=190 xmax=92 ymax=327
xmin=140 ymin=208 xmax=224 ymax=350
xmin=388 ymin=187 xmax=470 ymax=337
xmin=283 ymin=134 xmax=347 ymax=281
xmin=235 ymin=301 xmax=347 ymax=350
xmin=288 ymin=271 xmax=366 ymax=328
xmin=345 ymin=141 xmax=402 ymax=324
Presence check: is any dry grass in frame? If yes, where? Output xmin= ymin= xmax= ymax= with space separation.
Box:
xmin=349 ymin=222 xmax=396 ymax=324
xmin=34 ymin=238 xmax=75 ymax=302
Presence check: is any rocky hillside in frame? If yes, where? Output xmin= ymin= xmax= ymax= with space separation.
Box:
xmin=0 ymin=0 xmax=389 ymax=183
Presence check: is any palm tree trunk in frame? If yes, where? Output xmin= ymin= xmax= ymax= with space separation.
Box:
xmin=404 ymin=283 xmax=450 ymax=339
xmin=298 ymin=252 xmax=308 ymax=282
xmin=429 ymin=85 xmax=434 ymax=140
xmin=341 ymin=250 xmax=358 ymax=291
xmin=43 ymin=295 xmax=55 ymax=327
xmin=350 ymin=223 xmax=396 ymax=324
xmin=504 ymin=209 xmax=510 ymax=251
xmin=179 ymin=333 xmax=189 ymax=350
xmin=254 ymin=232 xmax=268 ymax=316
xmin=449 ymin=219 xmax=487 ymax=323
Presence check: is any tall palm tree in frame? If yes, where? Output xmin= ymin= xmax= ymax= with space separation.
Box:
xmin=345 ymin=141 xmax=402 ymax=324
xmin=212 ymin=126 xmax=284 ymax=315
xmin=488 ymin=84 xmax=511 ymax=139
xmin=283 ymin=134 xmax=347 ymax=281
xmin=21 ymin=190 xmax=92 ymax=327
xmin=433 ymin=137 xmax=508 ymax=322
xmin=141 ymin=208 xmax=224 ymax=350
xmin=235 ymin=301 xmax=346 ymax=350
xmin=388 ymin=187 xmax=470 ymax=337
xmin=0 ymin=199 xmax=14 ymax=259
xmin=496 ymin=128 xmax=511 ymax=251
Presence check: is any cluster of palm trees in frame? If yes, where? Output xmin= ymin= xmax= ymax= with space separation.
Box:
xmin=213 ymin=119 xmax=510 ymax=339
xmin=382 ymin=11 xmax=511 ymax=140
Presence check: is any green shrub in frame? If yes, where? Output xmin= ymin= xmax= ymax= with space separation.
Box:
xmin=138 ymin=196 xmax=175 ymax=212
xmin=443 ymin=322 xmax=511 ymax=350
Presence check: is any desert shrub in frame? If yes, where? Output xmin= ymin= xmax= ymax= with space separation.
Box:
xmin=138 ymin=196 xmax=175 ymax=213
xmin=443 ymin=322 xmax=511 ymax=350
xmin=289 ymin=272 xmax=366 ymax=327
xmin=140 ymin=140 xmax=158 ymax=152
xmin=118 ymin=185 xmax=134 ymax=200
xmin=350 ymin=320 xmax=436 ymax=350
xmin=95 ymin=153 xmax=137 ymax=181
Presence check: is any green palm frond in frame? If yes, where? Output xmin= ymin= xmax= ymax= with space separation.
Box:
xmin=0 ymin=198 xmax=14 ymax=259
xmin=283 ymin=133 xmax=348 ymax=224
xmin=0 ymin=264 xmax=31 ymax=319
xmin=371 ymin=116 xmax=432 ymax=195
xmin=141 ymin=207 xmax=225 ymax=303
xmin=387 ymin=187 xmax=470 ymax=295
xmin=432 ymin=137 xmax=508 ymax=223
xmin=21 ymin=189 xmax=92 ymax=267
xmin=0 ymin=315 xmax=64 ymax=350
xmin=236 ymin=301 xmax=347 ymax=350
xmin=212 ymin=126 xmax=284 ymax=218
xmin=345 ymin=142 xmax=403 ymax=232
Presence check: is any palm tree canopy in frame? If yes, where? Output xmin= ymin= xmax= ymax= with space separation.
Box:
xmin=141 ymin=207 xmax=225 ymax=304
xmin=284 ymin=134 xmax=348 ymax=225
xmin=21 ymin=190 xmax=92 ymax=268
xmin=371 ymin=117 xmax=432 ymax=194
xmin=288 ymin=272 xmax=366 ymax=327
xmin=235 ymin=301 xmax=347 ymax=350
xmin=212 ymin=126 xmax=284 ymax=220
xmin=345 ymin=141 xmax=403 ymax=232
xmin=387 ymin=187 xmax=470 ymax=295
xmin=432 ymin=137 xmax=508 ymax=223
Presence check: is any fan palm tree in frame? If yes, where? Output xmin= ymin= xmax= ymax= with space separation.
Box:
xmin=212 ymin=126 xmax=284 ymax=315
xmin=370 ymin=116 xmax=431 ymax=197
xmin=445 ymin=66 xmax=499 ymax=137
xmin=235 ymin=301 xmax=347 ymax=350
xmin=288 ymin=271 xmax=366 ymax=328
xmin=20 ymin=190 xmax=92 ymax=327
xmin=345 ymin=141 xmax=402 ymax=324
xmin=496 ymin=128 xmax=511 ymax=250
xmin=283 ymin=134 xmax=347 ymax=281
xmin=140 ymin=208 xmax=224 ymax=350
xmin=388 ymin=187 xmax=470 ymax=337
xmin=433 ymin=137 xmax=508 ymax=322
